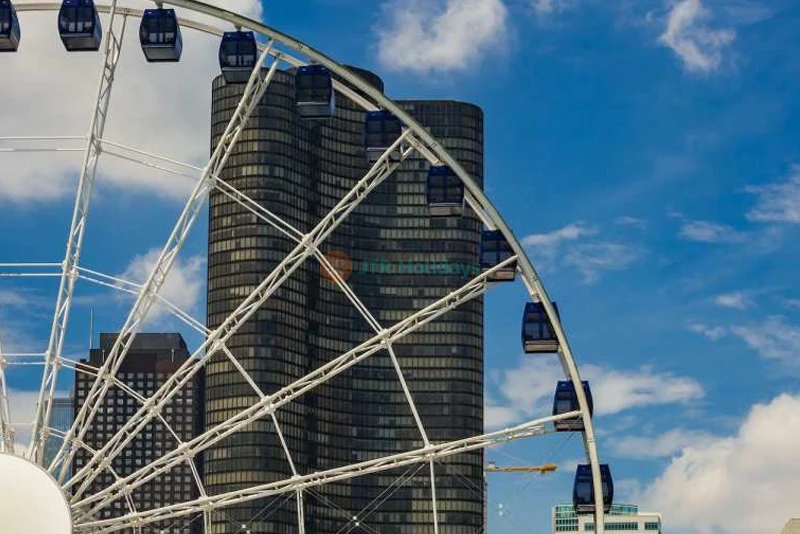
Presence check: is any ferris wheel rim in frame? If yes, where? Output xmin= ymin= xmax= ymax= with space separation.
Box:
xmin=3 ymin=1 xmax=608 ymax=532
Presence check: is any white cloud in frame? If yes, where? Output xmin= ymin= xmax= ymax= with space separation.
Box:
xmin=588 ymin=364 xmax=704 ymax=415
xmin=485 ymin=359 xmax=704 ymax=430
xmin=0 ymin=0 xmax=262 ymax=203
xmin=612 ymin=428 xmax=716 ymax=459
xmin=659 ymin=0 xmax=735 ymax=73
xmin=6 ymin=389 xmax=69 ymax=454
xmin=531 ymin=0 xmax=577 ymax=15
xmin=376 ymin=0 xmax=508 ymax=74
xmin=522 ymin=222 xmax=640 ymax=284
xmin=484 ymin=402 xmax=523 ymax=430
xmin=730 ymin=316 xmax=800 ymax=364
xmin=521 ymin=222 xmax=597 ymax=249
xmin=688 ymin=322 xmax=727 ymax=341
xmin=564 ymin=242 xmax=642 ymax=284
xmin=678 ymin=220 xmax=746 ymax=243
xmin=119 ymin=248 xmax=206 ymax=323
xmin=641 ymin=394 xmax=800 ymax=534
xmin=746 ymin=165 xmax=800 ymax=224
xmin=714 ymin=292 xmax=753 ymax=310
xmin=614 ymin=216 xmax=647 ymax=229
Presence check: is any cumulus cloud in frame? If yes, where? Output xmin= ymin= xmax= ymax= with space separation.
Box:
xmin=678 ymin=220 xmax=746 ymax=243
xmin=6 ymin=389 xmax=69 ymax=454
xmin=611 ymin=428 xmax=716 ymax=459
xmin=746 ymin=165 xmax=800 ymax=224
xmin=0 ymin=0 xmax=262 ymax=203
xmin=522 ymin=222 xmax=641 ymax=284
xmin=118 ymin=248 xmax=206 ymax=323
xmin=376 ymin=0 xmax=508 ymax=74
xmin=564 ymin=242 xmax=642 ymax=284
xmin=614 ymin=216 xmax=647 ymax=229
xmin=485 ymin=359 xmax=704 ymax=430
xmin=521 ymin=222 xmax=597 ymax=250
xmin=730 ymin=316 xmax=800 ymax=365
xmin=641 ymin=394 xmax=800 ymax=534
xmin=531 ymin=0 xmax=577 ymax=15
xmin=659 ymin=0 xmax=735 ymax=73
xmin=687 ymin=322 xmax=727 ymax=341
xmin=714 ymin=292 xmax=753 ymax=310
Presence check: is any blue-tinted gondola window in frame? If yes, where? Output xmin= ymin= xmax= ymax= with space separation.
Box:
xmin=556 ymin=398 xmax=573 ymax=414
xmin=0 ymin=5 xmax=12 ymax=34
xmin=428 ymin=167 xmax=463 ymax=205
xmin=296 ymin=67 xmax=332 ymax=102
xmin=221 ymin=34 xmax=256 ymax=68
xmin=60 ymin=5 xmax=96 ymax=33
xmin=524 ymin=303 xmax=556 ymax=341
xmin=365 ymin=112 xmax=402 ymax=149
xmin=141 ymin=12 xmax=177 ymax=44
xmin=575 ymin=480 xmax=592 ymax=502
xmin=481 ymin=232 xmax=513 ymax=266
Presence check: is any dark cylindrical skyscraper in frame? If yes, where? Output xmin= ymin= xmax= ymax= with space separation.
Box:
xmin=206 ymin=67 xmax=484 ymax=534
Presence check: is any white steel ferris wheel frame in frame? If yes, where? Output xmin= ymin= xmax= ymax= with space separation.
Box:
xmin=2 ymin=1 xmax=608 ymax=533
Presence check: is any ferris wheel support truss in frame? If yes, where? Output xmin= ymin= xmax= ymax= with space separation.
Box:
xmin=0 ymin=323 xmax=13 ymax=453
xmin=7 ymin=1 xmax=608 ymax=532
xmin=78 ymin=410 xmax=577 ymax=534
xmin=71 ymin=254 xmax=515 ymax=518
xmin=51 ymin=42 xmax=280 ymax=484
xmin=67 ymin=133 xmax=415 ymax=502
xmin=28 ymin=0 xmax=126 ymax=464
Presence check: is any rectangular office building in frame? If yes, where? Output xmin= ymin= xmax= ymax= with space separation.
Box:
xmin=74 ymin=333 xmax=204 ymax=534
xmin=553 ymin=504 xmax=662 ymax=533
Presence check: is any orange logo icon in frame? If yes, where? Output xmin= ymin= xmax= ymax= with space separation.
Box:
xmin=321 ymin=251 xmax=353 ymax=283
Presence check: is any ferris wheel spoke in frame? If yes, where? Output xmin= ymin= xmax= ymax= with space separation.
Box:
xmin=70 ymin=255 xmax=513 ymax=517
xmin=0 ymin=326 xmax=14 ymax=454
xmin=53 ymin=43 xmax=281 ymax=489
xmin=74 ymin=411 xmax=571 ymax=534
xmin=28 ymin=0 xmax=127 ymax=464
xmin=0 ymin=135 xmax=86 ymax=153
xmin=75 ymin=266 xmax=210 ymax=336
xmin=66 ymin=130 xmax=417 ymax=502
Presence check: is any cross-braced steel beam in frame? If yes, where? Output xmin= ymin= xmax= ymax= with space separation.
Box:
xmin=66 ymin=132 xmax=414 ymax=501
xmin=72 ymin=257 xmax=514 ymax=518
xmin=52 ymin=44 xmax=280 ymax=485
xmin=75 ymin=410 xmax=575 ymax=533
xmin=0 ymin=322 xmax=13 ymax=453
xmin=28 ymin=1 xmax=126 ymax=463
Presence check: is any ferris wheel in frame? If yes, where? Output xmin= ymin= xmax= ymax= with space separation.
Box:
xmin=0 ymin=1 xmax=612 ymax=533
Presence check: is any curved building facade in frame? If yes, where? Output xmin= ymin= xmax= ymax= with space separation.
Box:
xmin=206 ymin=67 xmax=484 ymax=534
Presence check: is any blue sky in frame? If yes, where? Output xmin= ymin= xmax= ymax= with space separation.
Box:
xmin=1 ymin=0 xmax=800 ymax=533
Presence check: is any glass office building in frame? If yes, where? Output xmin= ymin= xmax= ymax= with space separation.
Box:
xmin=553 ymin=504 xmax=662 ymax=533
xmin=206 ymin=67 xmax=484 ymax=534
xmin=74 ymin=333 xmax=204 ymax=534
xmin=43 ymin=395 xmax=74 ymax=475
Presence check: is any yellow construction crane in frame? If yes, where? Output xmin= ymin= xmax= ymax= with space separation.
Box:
xmin=484 ymin=462 xmax=557 ymax=474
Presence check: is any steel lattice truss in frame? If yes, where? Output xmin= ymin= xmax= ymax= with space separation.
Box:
xmin=0 ymin=1 xmax=608 ymax=533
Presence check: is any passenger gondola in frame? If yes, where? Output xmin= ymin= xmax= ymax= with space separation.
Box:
xmin=522 ymin=301 xmax=560 ymax=354
xmin=573 ymin=464 xmax=614 ymax=514
xmin=295 ymin=64 xmax=335 ymax=119
xmin=140 ymin=8 xmax=182 ymax=62
xmin=552 ymin=381 xmax=592 ymax=432
xmin=0 ymin=0 xmax=20 ymax=52
xmin=427 ymin=166 xmax=465 ymax=217
xmin=365 ymin=110 xmax=403 ymax=162
xmin=219 ymin=30 xmax=257 ymax=84
xmin=479 ymin=230 xmax=517 ymax=281
xmin=58 ymin=0 xmax=101 ymax=52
